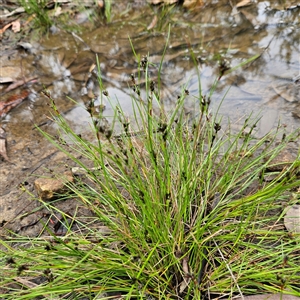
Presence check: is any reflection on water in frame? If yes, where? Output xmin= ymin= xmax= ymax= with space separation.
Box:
xmin=1 ymin=0 xmax=299 ymax=140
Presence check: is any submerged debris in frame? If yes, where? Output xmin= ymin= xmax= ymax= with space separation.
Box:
xmin=0 ymin=90 xmax=30 ymax=117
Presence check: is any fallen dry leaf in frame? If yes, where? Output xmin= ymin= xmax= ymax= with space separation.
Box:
xmin=236 ymin=0 xmax=253 ymax=8
xmin=0 ymin=23 xmax=12 ymax=35
xmin=0 ymin=20 xmax=21 ymax=34
xmin=183 ymin=0 xmax=204 ymax=9
xmin=147 ymin=15 xmax=158 ymax=30
xmin=0 ymin=127 xmax=9 ymax=161
xmin=5 ymin=76 xmax=38 ymax=93
xmin=88 ymin=63 xmax=96 ymax=73
xmin=0 ymin=90 xmax=30 ymax=117
xmin=0 ymin=7 xmax=25 ymax=18
xmin=0 ymin=77 xmax=14 ymax=84
xmin=11 ymin=20 xmax=21 ymax=33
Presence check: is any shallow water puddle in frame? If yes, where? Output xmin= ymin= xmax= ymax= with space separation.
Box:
xmin=0 ymin=0 xmax=299 ymax=199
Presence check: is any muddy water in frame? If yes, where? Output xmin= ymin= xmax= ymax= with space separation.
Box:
xmin=0 ymin=0 xmax=299 ymax=235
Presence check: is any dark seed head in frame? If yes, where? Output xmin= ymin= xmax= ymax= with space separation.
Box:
xmin=105 ymin=129 xmax=113 ymax=140
xmin=6 ymin=257 xmax=16 ymax=265
xmin=99 ymin=126 xmax=106 ymax=134
xmin=158 ymin=122 xmax=167 ymax=133
xmin=214 ymin=123 xmax=221 ymax=132
xmin=131 ymin=73 xmax=135 ymax=82
xmin=150 ymin=81 xmax=155 ymax=92
xmin=123 ymin=122 xmax=130 ymax=133
xmin=44 ymin=268 xmax=51 ymax=275
xmin=45 ymin=244 xmax=52 ymax=251
xmin=17 ymin=265 xmax=28 ymax=275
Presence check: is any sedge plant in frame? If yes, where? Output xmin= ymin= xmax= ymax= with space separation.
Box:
xmin=0 ymin=46 xmax=300 ymax=300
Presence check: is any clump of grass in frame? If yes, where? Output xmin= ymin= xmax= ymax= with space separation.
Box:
xmin=104 ymin=0 xmax=112 ymax=23
xmin=0 ymin=48 xmax=300 ymax=299
xmin=151 ymin=3 xmax=178 ymax=32
xmin=18 ymin=0 xmax=112 ymax=33
xmin=19 ymin=0 xmax=53 ymax=30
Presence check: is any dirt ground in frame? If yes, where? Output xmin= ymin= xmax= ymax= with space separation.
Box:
xmin=0 ymin=138 xmax=94 ymax=238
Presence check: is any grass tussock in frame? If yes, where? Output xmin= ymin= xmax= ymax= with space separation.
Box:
xmin=18 ymin=0 xmax=111 ymax=33
xmin=0 ymin=50 xmax=300 ymax=300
